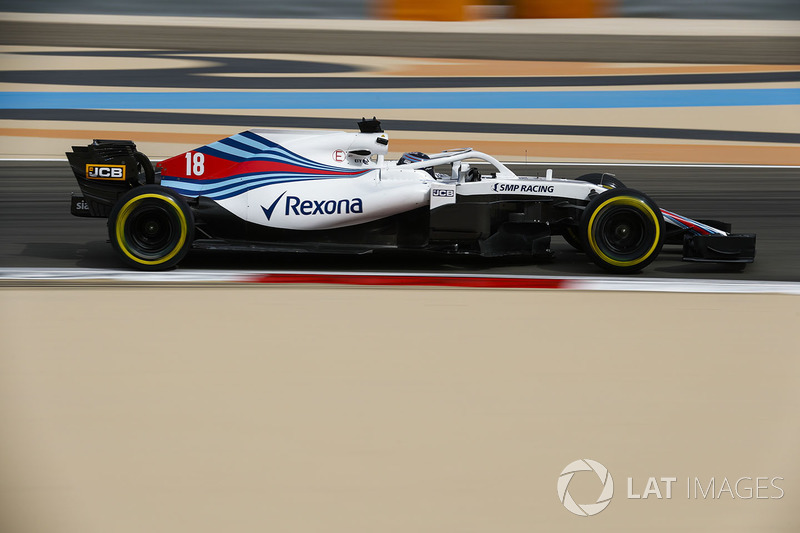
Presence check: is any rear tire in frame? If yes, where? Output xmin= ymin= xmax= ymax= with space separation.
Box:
xmin=579 ymin=188 xmax=665 ymax=274
xmin=108 ymin=185 xmax=193 ymax=270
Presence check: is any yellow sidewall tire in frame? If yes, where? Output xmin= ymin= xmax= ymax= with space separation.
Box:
xmin=108 ymin=186 xmax=193 ymax=270
xmin=580 ymin=188 xmax=665 ymax=274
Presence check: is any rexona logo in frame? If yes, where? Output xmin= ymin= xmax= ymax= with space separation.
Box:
xmin=262 ymin=192 xmax=364 ymax=221
xmin=493 ymin=183 xmax=554 ymax=194
xmin=557 ymin=459 xmax=614 ymax=517
xmin=86 ymin=164 xmax=126 ymax=180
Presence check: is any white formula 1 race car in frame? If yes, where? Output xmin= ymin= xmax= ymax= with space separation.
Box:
xmin=67 ymin=118 xmax=755 ymax=273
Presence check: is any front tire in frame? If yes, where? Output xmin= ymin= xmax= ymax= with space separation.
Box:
xmin=579 ymin=188 xmax=665 ymax=274
xmin=108 ymin=185 xmax=193 ymax=270
xmin=575 ymin=172 xmax=626 ymax=190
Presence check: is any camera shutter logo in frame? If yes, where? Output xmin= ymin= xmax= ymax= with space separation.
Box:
xmin=557 ymin=459 xmax=614 ymax=517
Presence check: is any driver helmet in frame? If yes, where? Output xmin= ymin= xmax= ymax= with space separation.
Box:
xmin=398 ymin=151 xmax=435 ymax=178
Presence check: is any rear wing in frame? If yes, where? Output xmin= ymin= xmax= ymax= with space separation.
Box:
xmin=66 ymin=140 xmax=155 ymax=217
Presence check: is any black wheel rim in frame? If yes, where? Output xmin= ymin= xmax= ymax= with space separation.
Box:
xmin=124 ymin=201 xmax=181 ymax=259
xmin=593 ymin=206 xmax=653 ymax=261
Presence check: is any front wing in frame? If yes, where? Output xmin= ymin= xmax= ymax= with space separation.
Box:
xmin=682 ymin=234 xmax=756 ymax=263
xmin=661 ymin=209 xmax=755 ymax=263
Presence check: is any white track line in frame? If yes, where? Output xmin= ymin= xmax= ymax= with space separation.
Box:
xmin=0 ymin=268 xmax=249 ymax=283
xmin=570 ymin=278 xmax=800 ymax=294
xmin=1 ymin=268 xmax=799 ymax=295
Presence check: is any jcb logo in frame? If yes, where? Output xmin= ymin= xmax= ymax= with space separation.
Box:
xmin=432 ymin=189 xmax=455 ymax=197
xmin=86 ymin=164 xmax=126 ymax=180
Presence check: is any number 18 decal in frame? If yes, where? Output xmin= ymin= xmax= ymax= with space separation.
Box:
xmin=185 ymin=152 xmax=205 ymax=176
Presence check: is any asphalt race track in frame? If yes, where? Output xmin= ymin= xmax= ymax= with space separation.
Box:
xmin=1 ymin=161 xmax=797 ymax=281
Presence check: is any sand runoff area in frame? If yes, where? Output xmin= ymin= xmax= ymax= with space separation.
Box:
xmin=1 ymin=285 xmax=799 ymax=532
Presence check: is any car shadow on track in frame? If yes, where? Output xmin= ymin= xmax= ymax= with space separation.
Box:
xmin=11 ymin=240 xmax=757 ymax=280
xmin=178 ymin=248 xmax=551 ymax=274
xmin=12 ymin=241 xmax=119 ymax=269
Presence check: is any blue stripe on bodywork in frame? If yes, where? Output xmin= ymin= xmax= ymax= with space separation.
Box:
xmin=163 ymin=175 xmax=329 ymax=200
xmin=199 ymin=132 xmax=357 ymax=172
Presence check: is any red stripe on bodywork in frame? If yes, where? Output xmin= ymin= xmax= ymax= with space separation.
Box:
xmin=234 ymin=161 xmax=365 ymax=176
xmin=158 ymin=154 xmax=365 ymax=181
xmin=246 ymin=273 xmax=567 ymax=289
xmin=158 ymin=152 xmax=236 ymax=180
